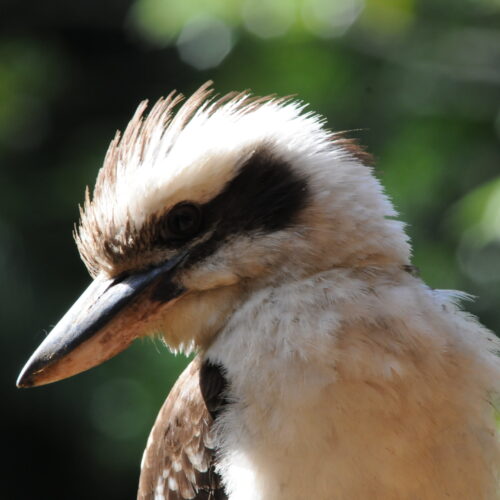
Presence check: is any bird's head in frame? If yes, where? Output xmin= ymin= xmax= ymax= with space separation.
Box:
xmin=17 ymin=83 xmax=410 ymax=388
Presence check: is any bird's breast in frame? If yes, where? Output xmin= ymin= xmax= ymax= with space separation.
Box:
xmin=204 ymin=276 xmax=347 ymax=500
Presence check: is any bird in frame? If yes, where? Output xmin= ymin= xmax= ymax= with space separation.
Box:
xmin=17 ymin=81 xmax=500 ymax=500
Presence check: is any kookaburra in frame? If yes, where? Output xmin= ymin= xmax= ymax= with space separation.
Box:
xmin=17 ymin=82 xmax=500 ymax=500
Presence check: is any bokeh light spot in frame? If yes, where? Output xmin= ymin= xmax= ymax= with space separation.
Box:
xmin=302 ymin=0 xmax=365 ymax=38
xmin=242 ymin=0 xmax=296 ymax=39
xmin=176 ymin=15 xmax=234 ymax=70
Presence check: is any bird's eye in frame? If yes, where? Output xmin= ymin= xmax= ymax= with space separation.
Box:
xmin=167 ymin=202 xmax=202 ymax=238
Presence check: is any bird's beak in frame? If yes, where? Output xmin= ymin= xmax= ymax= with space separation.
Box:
xmin=17 ymin=253 xmax=187 ymax=388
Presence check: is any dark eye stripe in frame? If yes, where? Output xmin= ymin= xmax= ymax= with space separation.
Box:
xmin=183 ymin=148 xmax=309 ymax=267
xmin=138 ymin=147 xmax=309 ymax=261
xmin=207 ymin=149 xmax=309 ymax=233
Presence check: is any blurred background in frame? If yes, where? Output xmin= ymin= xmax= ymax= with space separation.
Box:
xmin=2 ymin=0 xmax=500 ymax=498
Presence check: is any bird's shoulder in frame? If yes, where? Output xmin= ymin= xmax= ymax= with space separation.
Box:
xmin=138 ymin=356 xmax=228 ymax=500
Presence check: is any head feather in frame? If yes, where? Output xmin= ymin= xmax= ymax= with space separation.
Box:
xmin=75 ymin=82 xmax=409 ymax=278
xmin=75 ymin=83 xmax=293 ymax=276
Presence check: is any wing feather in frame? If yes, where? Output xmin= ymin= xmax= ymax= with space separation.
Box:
xmin=138 ymin=357 xmax=227 ymax=500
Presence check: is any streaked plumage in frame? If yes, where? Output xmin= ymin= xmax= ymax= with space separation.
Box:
xmin=18 ymin=82 xmax=500 ymax=499
xmin=139 ymin=357 xmax=226 ymax=500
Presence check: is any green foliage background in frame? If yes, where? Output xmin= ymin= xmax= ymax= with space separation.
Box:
xmin=2 ymin=0 xmax=500 ymax=498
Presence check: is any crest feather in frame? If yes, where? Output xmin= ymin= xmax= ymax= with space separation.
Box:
xmin=75 ymin=82 xmax=285 ymax=277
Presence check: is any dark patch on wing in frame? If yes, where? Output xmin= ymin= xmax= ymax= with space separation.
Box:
xmin=138 ymin=357 xmax=227 ymax=500
xmin=200 ymin=361 xmax=229 ymax=420
xmin=184 ymin=148 xmax=309 ymax=267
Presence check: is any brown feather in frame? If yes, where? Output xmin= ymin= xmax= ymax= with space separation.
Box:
xmin=332 ymin=131 xmax=374 ymax=166
xmin=138 ymin=357 xmax=227 ymax=500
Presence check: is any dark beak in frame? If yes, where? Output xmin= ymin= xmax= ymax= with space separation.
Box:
xmin=17 ymin=254 xmax=186 ymax=388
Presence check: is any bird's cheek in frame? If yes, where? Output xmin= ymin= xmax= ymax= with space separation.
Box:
xmin=180 ymin=266 xmax=240 ymax=291
xmin=156 ymin=284 xmax=243 ymax=351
